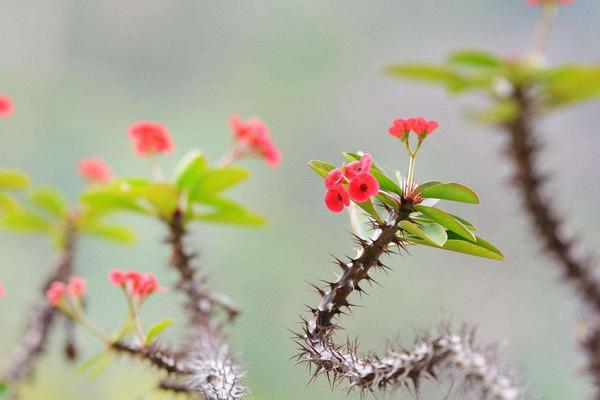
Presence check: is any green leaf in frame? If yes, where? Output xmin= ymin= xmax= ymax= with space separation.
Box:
xmin=420 ymin=182 xmax=480 ymax=204
xmin=467 ymin=100 xmax=519 ymax=124
xmin=82 ymin=186 xmax=147 ymax=214
xmin=174 ymin=150 xmax=208 ymax=190
xmin=29 ymin=187 xmax=68 ymax=218
xmin=540 ymin=64 xmax=600 ymax=108
xmin=83 ymin=223 xmax=136 ymax=244
xmin=307 ymin=160 xmax=336 ymax=178
xmin=76 ymin=350 xmax=115 ymax=378
xmin=417 ymin=181 xmax=443 ymax=193
xmin=386 ymin=64 xmax=471 ymax=92
xmin=192 ymin=197 xmax=267 ymax=226
xmin=410 ymin=212 xmax=477 ymax=231
xmin=2 ymin=210 xmax=53 ymax=233
xmin=343 ymin=152 xmax=403 ymax=196
xmin=0 ymin=382 xmax=7 ymax=396
xmin=188 ymin=167 xmax=250 ymax=202
xmin=140 ymin=183 xmax=179 ymax=218
xmin=354 ymin=198 xmax=382 ymax=223
xmin=399 ymin=220 xmax=447 ymax=247
xmin=448 ymin=50 xmax=501 ymax=69
xmin=145 ymin=319 xmax=174 ymax=344
xmin=0 ymin=193 xmax=20 ymax=213
xmin=0 ymin=170 xmax=29 ymax=190
xmin=413 ymin=205 xmax=476 ymax=242
xmin=405 ymin=234 xmax=504 ymax=260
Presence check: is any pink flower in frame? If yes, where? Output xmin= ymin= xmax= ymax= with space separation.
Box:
xmin=388 ymin=119 xmax=411 ymax=141
xmin=110 ymin=268 xmax=162 ymax=299
xmin=229 ymin=115 xmax=282 ymax=167
xmin=324 ymin=168 xmax=344 ymax=189
xmin=67 ymin=277 xmax=86 ymax=299
xmin=527 ymin=0 xmax=573 ymax=5
xmin=0 ymin=95 xmax=14 ymax=118
xmin=389 ymin=117 xmax=439 ymax=141
xmin=0 ymin=281 xmax=4 ymax=299
xmin=78 ymin=157 xmax=112 ymax=183
xmin=109 ymin=269 xmax=126 ymax=286
xmin=344 ymin=154 xmax=373 ymax=180
xmin=128 ymin=121 xmax=174 ymax=156
xmin=348 ymin=173 xmax=380 ymax=203
xmin=46 ymin=282 xmax=67 ymax=306
xmin=410 ymin=117 xmax=439 ymax=138
xmin=324 ymin=184 xmax=350 ymax=213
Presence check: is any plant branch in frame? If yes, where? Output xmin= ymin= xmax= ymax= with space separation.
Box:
xmin=3 ymin=221 xmax=77 ymax=387
xmin=504 ymin=85 xmax=600 ymax=394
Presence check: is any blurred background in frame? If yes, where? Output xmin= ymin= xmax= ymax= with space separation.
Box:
xmin=1 ymin=1 xmax=599 ymax=399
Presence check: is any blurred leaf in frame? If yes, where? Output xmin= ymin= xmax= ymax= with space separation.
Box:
xmin=83 ymin=223 xmax=136 ymax=244
xmin=29 ymin=187 xmax=68 ymax=218
xmin=0 ymin=169 xmax=29 ymax=190
xmin=0 ymin=382 xmax=6 ymax=396
xmin=145 ymin=319 xmax=174 ymax=344
xmin=467 ymin=100 xmax=519 ymax=124
xmin=448 ymin=50 xmax=501 ymax=69
xmin=420 ymin=182 xmax=480 ymax=204
xmin=76 ymin=350 xmax=115 ymax=378
xmin=192 ymin=197 xmax=267 ymax=226
xmin=82 ymin=184 xmax=148 ymax=214
xmin=308 ymin=160 xmax=336 ymax=178
xmin=399 ymin=220 xmax=447 ymax=247
xmin=0 ymin=193 xmax=20 ymax=213
xmin=541 ymin=64 xmax=600 ymax=108
xmin=174 ymin=150 xmax=208 ymax=190
xmin=413 ymin=205 xmax=476 ymax=242
xmin=386 ymin=64 xmax=471 ymax=92
xmin=405 ymin=234 xmax=504 ymax=260
xmin=141 ymin=183 xmax=179 ymax=219
xmin=2 ymin=210 xmax=53 ymax=233
xmin=343 ymin=152 xmax=403 ymax=195
xmin=188 ymin=167 xmax=250 ymax=202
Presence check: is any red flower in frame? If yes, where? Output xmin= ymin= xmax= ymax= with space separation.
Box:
xmin=410 ymin=117 xmax=439 ymax=138
xmin=78 ymin=157 xmax=112 ymax=183
xmin=325 ymin=168 xmax=344 ymax=189
xmin=110 ymin=268 xmax=163 ymax=299
xmin=324 ymin=184 xmax=350 ymax=213
xmin=348 ymin=173 xmax=380 ymax=203
xmin=344 ymin=153 xmax=373 ymax=180
xmin=229 ymin=115 xmax=282 ymax=167
xmin=527 ymin=0 xmax=573 ymax=5
xmin=67 ymin=277 xmax=86 ymax=299
xmin=388 ymin=119 xmax=412 ymax=141
xmin=128 ymin=121 xmax=174 ymax=156
xmin=109 ymin=269 xmax=126 ymax=286
xmin=46 ymin=282 xmax=67 ymax=306
xmin=0 ymin=281 xmax=4 ymax=299
xmin=0 ymin=95 xmax=14 ymax=118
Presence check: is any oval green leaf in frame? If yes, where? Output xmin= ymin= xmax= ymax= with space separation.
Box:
xmin=174 ymin=150 xmax=208 ymax=190
xmin=399 ymin=220 xmax=447 ymax=247
xmin=413 ymin=205 xmax=476 ymax=242
xmin=420 ymin=183 xmax=479 ymax=204
xmin=145 ymin=318 xmax=174 ymax=344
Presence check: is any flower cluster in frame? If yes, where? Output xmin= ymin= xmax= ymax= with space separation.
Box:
xmin=388 ymin=117 xmax=439 ymax=143
xmin=229 ymin=115 xmax=282 ymax=167
xmin=526 ymin=0 xmax=573 ymax=5
xmin=109 ymin=269 xmax=163 ymax=301
xmin=78 ymin=157 xmax=113 ymax=183
xmin=0 ymin=94 xmax=14 ymax=118
xmin=128 ymin=121 xmax=174 ymax=157
xmin=324 ymin=153 xmax=379 ymax=213
xmin=46 ymin=277 xmax=86 ymax=306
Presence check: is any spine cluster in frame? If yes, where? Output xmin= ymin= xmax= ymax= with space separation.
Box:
xmin=505 ymin=87 xmax=600 ymax=393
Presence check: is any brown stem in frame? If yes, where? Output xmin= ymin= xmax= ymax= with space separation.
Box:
xmin=505 ymin=86 xmax=600 ymax=394
xmin=3 ymin=222 xmax=77 ymax=386
xmin=111 ymin=341 xmax=188 ymax=375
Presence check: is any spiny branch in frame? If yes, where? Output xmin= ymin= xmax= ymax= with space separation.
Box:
xmin=295 ymin=326 xmax=520 ymax=399
xmin=504 ymin=86 xmax=600 ymax=394
xmin=3 ymin=222 xmax=77 ymax=386
xmin=163 ymin=209 xmax=247 ymax=399
xmin=111 ymin=341 xmax=188 ymax=375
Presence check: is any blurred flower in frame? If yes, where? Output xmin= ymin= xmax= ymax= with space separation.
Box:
xmin=67 ymin=277 xmax=86 ymax=300
xmin=229 ymin=115 xmax=282 ymax=167
xmin=411 ymin=117 xmax=439 ymax=139
xmin=324 ymin=184 xmax=350 ymax=213
xmin=78 ymin=157 xmax=112 ymax=183
xmin=109 ymin=269 xmax=126 ymax=286
xmin=110 ymin=268 xmax=163 ymax=300
xmin=0 ymin=281 xmax=4 ymax=299
xmin=0 ymin=94 xmax=14 ymax=118
xmin=388 ymin=118 xmax=413 ymax=141
xmin=128 ymin=121 xmax=174 ymax=156
xmin=348 ymin=173 xmax=380 ymax=202
xmin=46 ymin=282 xmax=67 ymax=306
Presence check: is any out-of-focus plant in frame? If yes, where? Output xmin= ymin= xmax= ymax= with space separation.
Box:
xmin=387 ymin=0 xmax=600 ymax=396
xmin=0 ymin=111 xmax=281 ymax=400
xmin=295 ymin=117 xmax=520 ymax=399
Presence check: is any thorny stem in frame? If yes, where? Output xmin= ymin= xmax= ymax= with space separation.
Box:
xmin=505 ymin=85 xmax=600 ymax=396
xmin=3 ymin=218 xmax=78 ymax=388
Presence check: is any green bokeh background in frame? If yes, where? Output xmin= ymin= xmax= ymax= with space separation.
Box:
xmin=1 ymin=1 xmax=599 ymax=399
